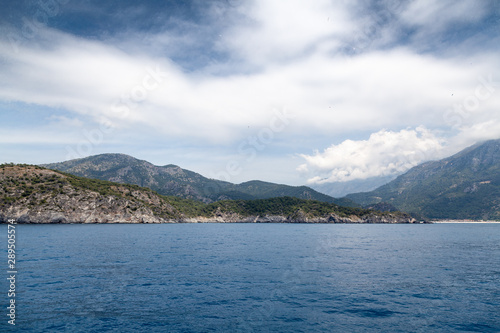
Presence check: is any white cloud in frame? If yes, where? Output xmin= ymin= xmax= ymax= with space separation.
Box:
xmin=221 ymin=0 xmax=355 ymax=66
xmin=299 ymin=127 xmax=446 ymax=183
xmin=1 ymin=22 xmax=498 ymax=149
xmin=450 ymin=120 xmax=500 ymax=152
xmin=0 ymin=1 xmax=498 ymax=185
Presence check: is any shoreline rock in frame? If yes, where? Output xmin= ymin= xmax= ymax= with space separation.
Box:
xmin=0 ymin=164 xmax=420 ymax=224
xmin=0 ymin=211 xmax=419 ymax=224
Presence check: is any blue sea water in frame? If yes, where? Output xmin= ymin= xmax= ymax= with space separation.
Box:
xmin=2 ymin=223 xmax=500 ymax=332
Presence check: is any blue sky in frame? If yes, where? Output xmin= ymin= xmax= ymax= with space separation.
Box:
xmin=0 ymin=0 xmax=499 ymax=187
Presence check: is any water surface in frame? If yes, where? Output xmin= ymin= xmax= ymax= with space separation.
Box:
xmin=2 ymin=223 xmax=499 ymax=332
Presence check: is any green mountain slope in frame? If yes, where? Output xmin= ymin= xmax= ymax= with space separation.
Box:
xmin=346 ymin=139 xmax=500 ymax=220
xmin=0 ymin=164 xmax=413 ymax=223
xmin=203 ymin=196 xmax=413 ymax=223
xmin=43 ymin=154 xmax=356 ymax=206
xmin=0 ymin=164 xmax=185 ymax=222
xmin=43 ymin=154 xmax=222 ymax=202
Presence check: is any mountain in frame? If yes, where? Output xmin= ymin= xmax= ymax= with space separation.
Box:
xmin=346 ymin=139 xmax=500 ymax=220
xmin=0 ymin=164 xmax=184 ymax=223
xmin=42 ymin=153 xmax=357 ymax=206
xmin=0 ymin=164 xmax=416 ymax=223
xmin=43 ymin=154 xmax=224 ymax=202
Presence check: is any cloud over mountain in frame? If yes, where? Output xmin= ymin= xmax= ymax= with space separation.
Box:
xmin=299 ymin=127 xmax=445 ymax=183
xmin=0 ymin=0 xmax=498 ymax=185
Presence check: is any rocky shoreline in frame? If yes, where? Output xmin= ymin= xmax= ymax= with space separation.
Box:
xmin=0 ymin=210 xmax=419 ymax=224
xmin=0 ymin=164 xmax=420 ymax=224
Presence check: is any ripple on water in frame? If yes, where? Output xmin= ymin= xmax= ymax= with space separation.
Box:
xmin=12 ymin=223 xmax=500 ymax=332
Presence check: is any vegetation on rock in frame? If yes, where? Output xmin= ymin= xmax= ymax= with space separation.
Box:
xmin=42 ymin=153 xmax=358 ymax=207
xmin=0 ymin=164 xmax=413 ymax=223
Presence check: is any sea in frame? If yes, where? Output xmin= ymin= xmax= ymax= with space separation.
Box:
xmin=2 ymin=223 xmax=499 ymax=332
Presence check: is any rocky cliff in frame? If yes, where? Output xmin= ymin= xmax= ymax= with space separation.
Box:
xmin=183 ymin=211 xmax=417 ymax=224
xmin=0 ymin=164 xmax=417 ymax=224
xmin=0 ymin=164 xmax=179 ymax=223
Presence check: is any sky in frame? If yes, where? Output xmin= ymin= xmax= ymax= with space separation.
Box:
xmin=0 ymin=0 xmax=499 ymax=189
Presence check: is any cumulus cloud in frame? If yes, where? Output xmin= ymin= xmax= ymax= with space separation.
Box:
xmin=298 ymin=127 xmax=446 ymax=183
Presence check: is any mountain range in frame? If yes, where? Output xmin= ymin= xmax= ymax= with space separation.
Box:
xmin=34 ymin=138 xmax=500 ymax=221
xmin=43 ymin=154 xmax=356 ymax=207
xmin=0 ymin=164 xmax=415 ymax=224
xmin=346 ymin=139 xmax=500 ymax=220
